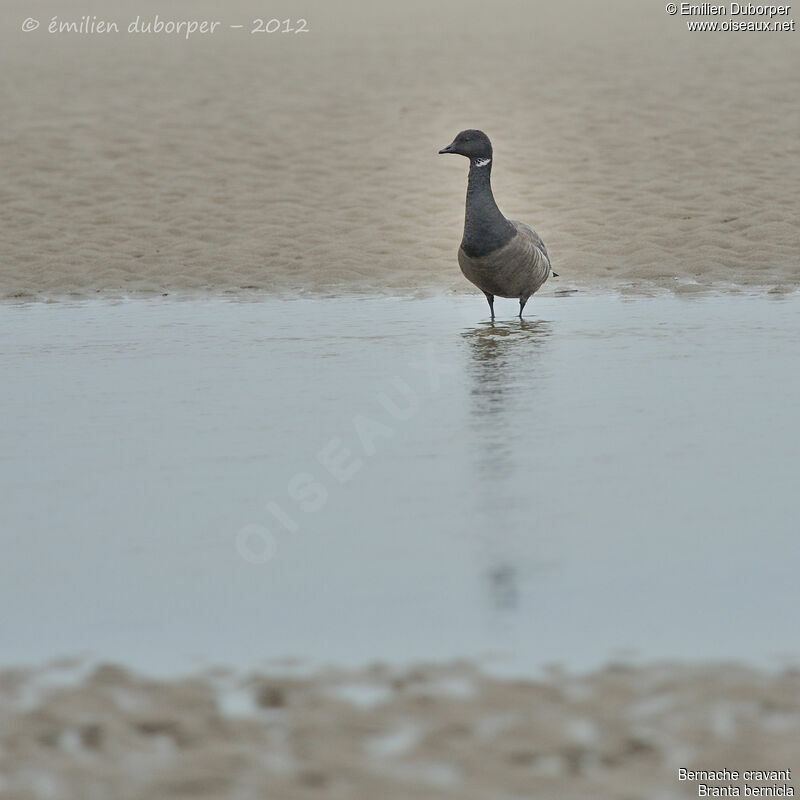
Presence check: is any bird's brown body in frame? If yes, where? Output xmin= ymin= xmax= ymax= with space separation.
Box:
xmin=458 ymin=220 xmax=550 ymax=301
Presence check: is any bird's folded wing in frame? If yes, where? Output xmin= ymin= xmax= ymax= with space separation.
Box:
xmin=511 ymin=220 xmax=549 ymax=263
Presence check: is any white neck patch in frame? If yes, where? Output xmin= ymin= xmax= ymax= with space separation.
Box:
xmin=473 ymin=157 xmax=491 ymax=168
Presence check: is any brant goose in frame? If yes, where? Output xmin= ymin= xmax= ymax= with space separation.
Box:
xmin=439 ymin=130 xmax=555 ymax=319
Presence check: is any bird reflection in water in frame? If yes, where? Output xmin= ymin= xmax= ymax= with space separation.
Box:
xmin=487 ymin=563 xmax=519 ymax=611
xmin=460 ymin=317 xmax=553 ymax=615
xmin=461 ymin=318 xmax=552 ymax=476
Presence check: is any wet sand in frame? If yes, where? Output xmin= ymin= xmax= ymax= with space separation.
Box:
xmin=2 ymin=660 xmax=799 ymax=800
xmin=2 ymin=0 xmax=799 ymax=300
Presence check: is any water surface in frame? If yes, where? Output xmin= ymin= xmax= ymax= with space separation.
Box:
xmin=1 ymin=293 xmax=798 ymax=674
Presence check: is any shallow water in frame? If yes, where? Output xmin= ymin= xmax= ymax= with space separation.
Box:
xmin=2 ymin=293 xmax=799 ymax=674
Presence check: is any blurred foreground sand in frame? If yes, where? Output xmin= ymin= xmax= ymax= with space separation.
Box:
xmin=1 ymin=661 xmax=798 ymax=799
xmin=2 ymin=0 xmax=799 ymax=300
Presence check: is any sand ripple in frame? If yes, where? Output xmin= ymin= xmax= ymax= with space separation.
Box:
xmin=2 ymin=0 xmax=799 ymax=300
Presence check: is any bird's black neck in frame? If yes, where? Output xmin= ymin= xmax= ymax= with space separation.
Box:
xmin=461 ymin=158 xmax=516 ymax=258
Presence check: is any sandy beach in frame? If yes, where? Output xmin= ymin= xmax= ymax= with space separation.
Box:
xmin=2 ymin=0 xmax=799 ymax=300
xmin=2 ymin=660 xmax=799 ymax=800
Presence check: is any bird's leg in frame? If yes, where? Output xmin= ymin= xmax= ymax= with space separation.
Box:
xmin=484 ymin=292 xmax=495 ymax=320
xmin=519 ymin=296 xmax=529 ymax=318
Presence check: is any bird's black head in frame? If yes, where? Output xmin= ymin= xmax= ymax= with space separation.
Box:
xmin=438 ymin=129 xmax=493 ymax=162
